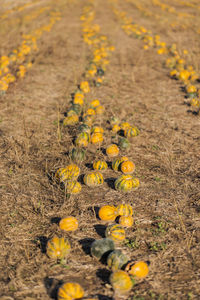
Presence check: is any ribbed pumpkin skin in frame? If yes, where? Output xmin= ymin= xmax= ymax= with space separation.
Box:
xmin=120 ymin=122 xmax=131 ymax=130
xmin=124 ymin=126 xmax=140 ymax=138
xmin=80 ymin=81 xmax=90 ymax=93
xmin=110 ymin=270 xmax=132 ymax=294
xmin=107 ymin=250 xmax=128 ymax=271
xmin=105 ymin=224 xmax=126 ymax=242
xmin=70 ymin=148 xmax=86 ymax=163
xmin=58 ymin=282 xmax=84 ymax=300
xmin=125 ymin=261 xmax=149 ymax=278
xmin=91 ymin=126 xmax=104 ymax=134
xmin=93 ymin=160 xmax=108 ymax=171
xmin=83 ymin=172 xmax=104 ymax=187
xmin=115 ymin=175 xmax=140 ymax=192
xmin=91 ymin=133 xmax=103 ymax=144
xmin=112 ymin=157 xmax=128 ymax=172
xmin=59 ymin=216 xmax=79 ymax=232
xmin=65 ymin=181 xmax=82 ymax=194
xmin=121 ymin=161 xmax=135 ymax=174
xmin=119 ymin=216 xmax=134 ymax=228
xmin=106 ymin=144 xmax=119 ymax=158
xmin=91 ymin=238 xmax=115 ymax=260
xmin=46 ymin=236 xmax=71 ymax=260
xmin=99 ymin=205 xmax=117 ymax=221
xmin=117 ymin=204 xmax=133 ymax=217
xmin=75 ymin=132 xmax=90 ymax=148
xmin=56 ymin=164 xmax=80 ymax=183
xmin=90 ymin=99 xmax=100 ymax=108
xmin=63 ymin=114 xmax=79 ymax=126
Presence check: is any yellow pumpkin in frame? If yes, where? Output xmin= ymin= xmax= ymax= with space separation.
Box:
xmin=63 ymin=114 xmax=79 ymax=126
xmin=120 ymin=122 xmax=131 ymax=130
xmin=46 ymin=236 xmax=71 ymax=260
xmin=99 ymin=205 xmax=117 ymax=221
xmin=59 ymin=216 xmax=79 ymax=231
xmin=58 ymin=282 xmax=84 ymax=300
xmin=80 ymin=81 xmax=90 ymax=93
xmin=124 ymin=127 xmax=139 ymax=138
xmin=73 ymin=93 xmax=84 ymax=106
xmin=91 ymin=133 xmax=103 ymax=144
xmin=125 ymin=261 xmax=149 ymax=278
xmin=85 ymin=108 xmax=96 ymax=116
xmin=117 ymin=203 xmax=133 ymax=217
xmin=112 ymin=124 xmax=121 ymax=133
xmin=105 ymin=224 xmax=126 ymax=242
xmin=93 ymin=160 xmax=108 ymax=171
xmin=110 ymin=270 xmax=133 ymax=294
xmin=120 ymin=161 xmax=135 ymax=174
xmin=65 ymin=180 xmax=82 ymax=195
xmin=178 ymin=69 xmax=190 ymax=81
xmin=119 ymin=216 xmax=134 ymax=227
xmin=83 ymin=171 xmax=104 ymax=187
xmin=106 ymin=144 xmax=119 ymax=158
xmin=91 ymin=126 xmax=104 ymax=134
xmin=56 ymin=164 xmax=80 ymax=182
xmin=75 ymin=132 xmax=90 ymax=148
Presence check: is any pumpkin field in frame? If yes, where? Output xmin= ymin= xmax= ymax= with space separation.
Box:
xmin=0 ymin=0 xmax=200 ymax=299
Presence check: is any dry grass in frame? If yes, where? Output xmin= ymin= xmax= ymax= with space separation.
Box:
xmin=0 ymin=0 xmax=200 ymax=299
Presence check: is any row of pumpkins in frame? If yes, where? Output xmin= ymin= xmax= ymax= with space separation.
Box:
xmin=45 ymin=2 xmax=148 ymax=299
xmin=47 ymin=203 xmax=149 ymax=298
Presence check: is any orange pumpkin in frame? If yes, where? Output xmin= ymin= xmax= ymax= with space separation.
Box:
xmin=91 ymin=133 xmax=103 ymax=144
xmin=59 ymin=216 xmax=79 ymax=232
xmin=106 ymin=144 xmax=119 ymax=158
xmin=99 ymin=205 xmax=117 ymax=222
xmin=125 ymin=261 xmax=149 ymax=278
xmin=46 ymin=236 xmax=71 ymax=260
xmin=121 ymin=161 xmax=135 ymax=174
xmin=58 ymin=282 xmax=84 ymax=300
xmin=110 ymin=270 xmax=133 ymax=294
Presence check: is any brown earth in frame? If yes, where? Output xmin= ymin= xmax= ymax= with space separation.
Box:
xmin=0 ymin=0 xmax=200 ymax=299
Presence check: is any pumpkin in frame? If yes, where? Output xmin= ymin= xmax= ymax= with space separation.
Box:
xmin=70 ymin=148 xmax=86 ymax=163
xmin=109 ymin=270 xmax=133 ymax=294
xmin=80 ymin=81 xmax=90 ymax=93
xmin=99 ymin=205 xmax=117 ymax=221
xmin=178 ymin=69 xmax=190 ymax=81
xmin=106 ymin=144 xmax=119 ymax=158
xmin=124 ymin=127 xmax=140 ymax=138
xmin=110 ymin=116 xmax=120 ymax=126
xmin=107 ymin=250 xmax=128 ymax=271
xmin=57 ymin=282 xmax=84 ymax=300
xmin=125 ymin=261 xmax=149 ymax=278
xmin=91 ymin=238 xmax=115 ymax=260
xmin=91 ymin=133 xmax=104 ymax=144
xmin=85 ymin=108 xmax=96 ymax=116
xmin=78 ymin=123 xmax=91 ymax=134
xmin=56 ymin=164 xmax=80 ymax=182
xmin=83 ymin=171 xmax=104 ymax=187
xmin=115 ymin=175 xmax=140 ymax=192
xmin=91 ymin=126 xmax=104 ymax=134
xmin=65 ymin=180 xmax=82 ymax=195
xmin=63 ymin=114 xmax=79 ymax=126
xmin=69 ymin=104 xmax=82 ymax=115
xmin=73 ymin=96 xmax=84 ymax=106
xmin=75 ymin=132 xmax=90 ymax=148
xmin=112 ymin=157 xmax=128 ymax=172
xmin=118 ymin=137 xmax=130 ymax=150
xmin=95 ymin=105 xmax=105 ymax=115
xmin=119 ymin=216 xmax=134 ymax=227
xmin=105 ymin=224 xmax=126 ymax=242
xmin=90 ymin=99 xmax=100 ymax=108
xmin=117 ymin=203 xmax=133 ymax=217
xmin=121 ymin=161 xmax=135 ymax=174
xmin=93 ymin=160 xmax=108 ymax=171
xmin=46 ymin=236 xmax=71 ymax=260
xmin=67 ymin=109 xmax=78 ymax=117
xmin=59 ymin=216 xmax=78 ymax=232
xmin=83 ymin=115 xmax=93 ymax=127
xmin=120 ymin=122 xmax=131 ymax=130
xmin=112 ymin=124 xmax=121 ymax=133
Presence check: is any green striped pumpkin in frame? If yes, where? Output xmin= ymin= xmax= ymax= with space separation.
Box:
xmin=115 ymin=175 xmax=140 ymax=192
xmin=58 ymin=282 xmax=84 ymax=300
xmin=55 ymin=164 xmax=80 ymax=183
xmin=83 ymin=171 xmax=104 ymax=187
xmin=78 ymin=123 xmax=91 ymax=134
xmin=75 ymin=132 xmax=90 ymax=148
xmin=70 ymin=147 xmax=86 ymax=163
xmin=107 ymin=250 xmax=128 ymax=271
xmin=124 ymin=126 xmax=140 ymax=138
xmin=46 ymin=236 xmax=71 ymax=260
xmin=105 ymin=224 xmax=126 ymax=242
xmin=116 ymin=203 xmax=133 ymax=217
xmin=112 ymin=157 xmax=129 ymax=172
xmin=65 ymin=180 xmax=82 ymax=195
xmin=93 ymin=160 xmax=108 ymax=171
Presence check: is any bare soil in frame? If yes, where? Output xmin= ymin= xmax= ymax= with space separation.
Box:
xmin=0 ymin=0 xmax=200 ymax=299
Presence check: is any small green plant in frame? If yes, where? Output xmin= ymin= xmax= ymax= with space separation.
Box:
xmin=124 ymin=238 xmax=140 ymax=249
xmin=149 ymin=241 xmax=167 ymax=252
